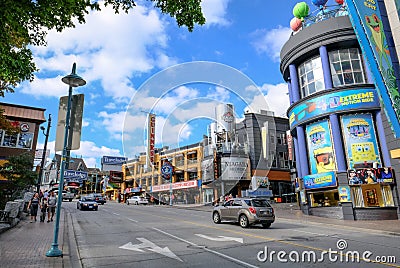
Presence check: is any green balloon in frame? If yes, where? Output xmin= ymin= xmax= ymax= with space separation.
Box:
xmin=293 ymin=2 xmax=310 ymax=19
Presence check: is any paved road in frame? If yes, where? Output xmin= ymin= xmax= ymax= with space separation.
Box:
xmin=66 ymin=202 xmax=400 ymax=268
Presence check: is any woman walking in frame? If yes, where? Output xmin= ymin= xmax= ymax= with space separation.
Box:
xmin=27 ymin=192 xmax=42 ymax=223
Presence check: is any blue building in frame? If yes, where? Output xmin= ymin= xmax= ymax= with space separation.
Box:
xmin=280 ymin=1 xmax=400 ymax=220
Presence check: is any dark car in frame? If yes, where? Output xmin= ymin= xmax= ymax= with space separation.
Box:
xmin=77 ymin=196 xmax=99 ymax=211
xmin=212 ymin=197 xmax=275 ymax=228
xmin=89 ymin=193 xmax=106 ymax=205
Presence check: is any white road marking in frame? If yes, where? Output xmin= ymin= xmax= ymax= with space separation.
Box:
xmin=153 ymin=228 xmax=258 ymax=268
xmin=112 ymin=212 xmax=120 ymax=216
xmin=195 ymin=234 xmax=243 ymax=243
xmin=119 ymin=238 xmax=182 ymax=262
xmin=128 ymin=218 xmax=138 ymax=223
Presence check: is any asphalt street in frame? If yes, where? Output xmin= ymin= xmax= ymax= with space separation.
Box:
xmin=65 ymin=202 xmax=400 ymax=268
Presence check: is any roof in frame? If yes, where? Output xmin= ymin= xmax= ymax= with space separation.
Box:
xmin=0 ymin=102 xmax=46 ymax=123
xmin=54 ymin=154 xmax=88 ymax=171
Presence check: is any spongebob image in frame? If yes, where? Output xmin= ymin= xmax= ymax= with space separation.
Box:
xmin=313 ymin=146 xmax=336 ymax=173
xmin=309 ymin=125 xmax=325 ymax=145
xmin=347 ymin=118 xmax=370 ymax=138
xmin=350 ymin=142 xmax=379 ymax=168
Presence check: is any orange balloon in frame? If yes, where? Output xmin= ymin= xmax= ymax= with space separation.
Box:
xmin=290 ymin=17 xmax=302 ymax=31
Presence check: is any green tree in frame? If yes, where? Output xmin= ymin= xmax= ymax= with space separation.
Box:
xmin=0 ymin=0 xmax=205 ymax=96
xmin=0 ymin=153 xmax=38 ymax=208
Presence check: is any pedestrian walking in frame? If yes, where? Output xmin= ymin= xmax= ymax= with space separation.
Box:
xmin=40 ymin=197 xmax=48 ymax=222
xmin=47 ymin=191 xmax=57 ymax=222
xmin=27 ymin=192 xmax=42 ymax=223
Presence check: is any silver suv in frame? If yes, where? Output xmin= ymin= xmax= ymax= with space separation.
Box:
xmin=212 ymin=198 xmax=275 ymax=228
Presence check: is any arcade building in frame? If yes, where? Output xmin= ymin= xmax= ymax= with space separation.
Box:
xmin=280 ymin=1 xmax=400 ymax=220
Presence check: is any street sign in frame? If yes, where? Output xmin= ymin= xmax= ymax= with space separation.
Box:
xmin=63 ymin=170 xmax=88 ymax=183
xmin=161 ymin=161 xmax=173 ymax=180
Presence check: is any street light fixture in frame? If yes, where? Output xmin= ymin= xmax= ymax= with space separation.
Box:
xmin=46 ymin=63 xmax=85 ymax=258
xmin=36 ymin=114 xmax=52 ymax=194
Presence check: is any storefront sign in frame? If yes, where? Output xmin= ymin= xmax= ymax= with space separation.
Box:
xmin=220 ymin=157 xmax=248 ymax=181
xmin=101 ymin=156 xmax=128 ymax=165
xmin=338 ymin=186 xmax=352 ymax=202
xmin=151 ymin=180 xmax=197 ymax=192
xmin=247 ymin=189 xmax=273 ymax=197
xmin=288 ymin=89 xmax=380 ymax=129
xmin=147 ymin=113 xmax=156 ymax=164
xmin=125 ymin=186 xmax=142 ymax=193
xmin=303 ymin=171 xmax=337 ymax=190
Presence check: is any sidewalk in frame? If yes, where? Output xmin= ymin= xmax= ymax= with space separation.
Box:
xmin=0 ymin=208 xmax=76 ymax=268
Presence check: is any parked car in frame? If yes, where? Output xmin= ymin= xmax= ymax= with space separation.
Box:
xmin=126 ymin=196 xmax=148 ymax=205
xmin=212 ymin=198 xmax=275 ymax=228
xmin=88 ymin=193 xmax=106 ymax=205
xmin=77 ymin=196 xmax=98 ymax=211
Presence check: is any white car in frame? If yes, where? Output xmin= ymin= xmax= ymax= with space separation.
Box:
xmin=126 ymin=196 xmax=148 ymax=205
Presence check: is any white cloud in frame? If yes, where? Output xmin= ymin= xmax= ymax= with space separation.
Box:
xmin=23 ymin=2 xmax=175 ymax=102
xmin=262 ymin=83 xmax=290 ymax=117
xmin=251 ymin=26 xmax=292 ymax=62
xmin=201 ymin=0 xmax=231 ymax=27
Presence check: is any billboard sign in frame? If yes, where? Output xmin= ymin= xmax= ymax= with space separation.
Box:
xmin=101 ymin=156 xmax=127 ymax=165
xmin=346 ymin=1 xmax=400 ymax=137
xmin=220 ymin=156 xmax=248 ymax=181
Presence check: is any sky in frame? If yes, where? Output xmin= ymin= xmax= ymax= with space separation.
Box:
xmin=3 ymin=0 xmax=318 ymax=168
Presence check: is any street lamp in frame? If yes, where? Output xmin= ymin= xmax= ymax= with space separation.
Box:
xmin=37 ymin=114 xmax=51 ymax=194
xmin=46 ymin=63 xmax=85 ymax=258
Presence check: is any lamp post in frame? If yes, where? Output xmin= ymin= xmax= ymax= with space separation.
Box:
xmin=37 ymin=114 xmax=51 ymax=194
xmin=46 ymin=63 xmax=85 ymax=257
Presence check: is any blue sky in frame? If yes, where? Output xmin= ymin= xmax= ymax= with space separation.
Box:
xmin=3 ymin=0 xmax=318 ymax=168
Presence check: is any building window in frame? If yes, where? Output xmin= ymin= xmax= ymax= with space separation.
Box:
xmin=278 ymin=151 xmax=290 ymax=169
xmin=277 ymin=133 xmax=287 ymax=145
xmin=298 ymin=56 xmax=325 ymax=98
xmin=329 ymin=48 xmax=366 ymax=87
xmin=0 ymin=129 xmax=34 ymax=149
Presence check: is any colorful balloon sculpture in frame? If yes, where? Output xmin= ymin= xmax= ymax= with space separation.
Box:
xmin=290 ymin=17 xmax=302 ymax=31
xmin=293 ymin=2 xmax=310 ymax=20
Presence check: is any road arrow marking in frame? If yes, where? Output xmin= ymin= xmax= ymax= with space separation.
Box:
xmin=195 ymin=234 xmax=243 ymax=243
xmin=119 ymin=238 xmax=182 ymax=262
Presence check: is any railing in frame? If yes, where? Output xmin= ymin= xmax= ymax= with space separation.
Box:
xmin=295 ymin=5 xmax=348 ymax=33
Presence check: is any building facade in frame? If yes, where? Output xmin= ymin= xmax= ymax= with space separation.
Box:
xmin=122 ymin=143 xmax=203 ymax=204
xmin=280 ymin=2 xmax=399 ymax=220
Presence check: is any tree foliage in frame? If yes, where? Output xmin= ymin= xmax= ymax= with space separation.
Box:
xmin=0 ymin=0 xmax=205 ymax=95
xmin=0 ymin=153 xmax=37 ymax=208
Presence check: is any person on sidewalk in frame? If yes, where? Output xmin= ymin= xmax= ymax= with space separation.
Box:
xmin=39 ymin=197 xmax=48 ymax=222
xmin=27 ymin=192 xmax=42 ymax=223
xmin=47 ymin=191 xmax=57 ymax=222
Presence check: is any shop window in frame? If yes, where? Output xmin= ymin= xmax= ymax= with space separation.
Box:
xmin=381 ymin=185 xmax=394 ymax=206
xmin=329 ymin=48 xmax=366 ymax=87
xmin=352 ymin=187 xmax=364 ymax=207
xmin=309 ymin=190 xmax=339 ymax=207
xmin=298 ymin=56 xmax=325 ymax=98
xmin=277 ymin=133 xmax=287 ymax=145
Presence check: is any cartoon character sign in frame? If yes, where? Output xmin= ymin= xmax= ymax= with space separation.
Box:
xmin=341 ymin=114 xmax=381 ymax=169
xmin=306 ymin=120 xmax=336 ymax=174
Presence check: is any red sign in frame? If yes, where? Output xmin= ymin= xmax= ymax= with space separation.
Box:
xmin=148 ymin=114 xmax=156 ymax=164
